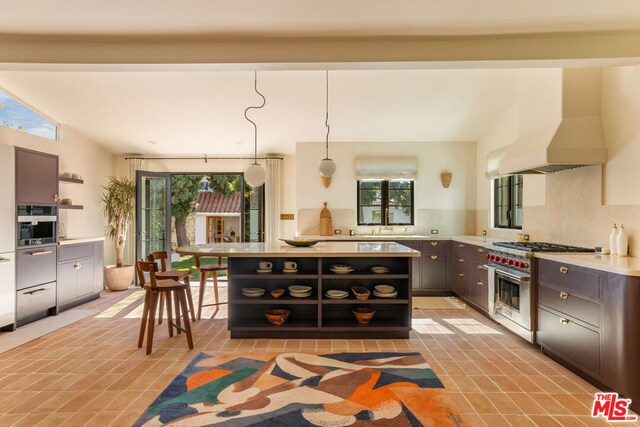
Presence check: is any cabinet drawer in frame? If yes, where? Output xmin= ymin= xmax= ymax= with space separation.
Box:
xmin=58 ymin=243 xmax=95 ymax=262
xmin=17 ymin=282 xmax=56 ymax=320
xmin=538 ymin=260 xmax=600 ymax=300
xmin=452 ymin=270 xmax=468 ymax=297
xmin=469 ymin=276 xmax=488 ymax=311
xmin=538 ymin=284 xmax=600 ymax=328
xmin=421 ymin=241 xmax=448 ymax=255
xmin=17 ymin=246 xmax=57 ymax=290
xmin=537 ymin=307 xmax=600 ymax=374
xmin=420 ymin=254 xmax=447 ymax=290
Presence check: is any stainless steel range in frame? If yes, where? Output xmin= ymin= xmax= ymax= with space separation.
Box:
xmin=484 ymin=242 xmax=594 ymax=342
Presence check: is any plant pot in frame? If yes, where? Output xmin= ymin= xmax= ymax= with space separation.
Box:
xmin=104 ymin=265 xmax=135 ymax=291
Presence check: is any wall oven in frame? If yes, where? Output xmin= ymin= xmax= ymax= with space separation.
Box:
xmin=17 ymin=205 xmax=57 ymax=247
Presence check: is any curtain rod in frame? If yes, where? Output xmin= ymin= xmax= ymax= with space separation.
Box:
xmin=124 ymin=155 xmax=283 ymax=162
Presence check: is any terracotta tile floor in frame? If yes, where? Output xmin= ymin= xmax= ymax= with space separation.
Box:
xmin=0 ymin=287 xmax=636 ymax=427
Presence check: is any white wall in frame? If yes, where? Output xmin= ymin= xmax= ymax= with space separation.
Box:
xmin=294 ymin=141 xmax=477 ymax=235
xmin=0 ymin=124 xmax=116 ymax=263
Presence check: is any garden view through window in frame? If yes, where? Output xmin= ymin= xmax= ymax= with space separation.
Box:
xmin=493 ymin=175 xmax=523 ymax=229
xmin=357 ymin=180 xmax=414 ymax=225
xmin=0 ymin=91 xmax=57 ymax=140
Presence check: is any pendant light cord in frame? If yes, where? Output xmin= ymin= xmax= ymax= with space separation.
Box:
xmin=324 ymin=70 xmax=331 ymax=160
xmin=244 ymin=71 xmax=266 ymax=164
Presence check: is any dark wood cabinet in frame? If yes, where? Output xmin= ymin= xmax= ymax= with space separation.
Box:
xmin=15 ymin=148 xmax=59 ymax=206
xmin=449 ymin=241 xmax=489 ymax=312
xmin=57 ymin=241 xmax=103 ymax=311
xmin=536 ymin=258 xmax=640 ymax=412
xmin=420 ymin=252 xmax=447 ymax=290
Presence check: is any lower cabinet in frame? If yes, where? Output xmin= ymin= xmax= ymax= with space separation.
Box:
xmin=468 ymin=274 xmax=488 ymax=311
xmin=57 ymin=241 xmax=104 ymax=311
xmin=449 ymin=241 xmax=489 ymax=313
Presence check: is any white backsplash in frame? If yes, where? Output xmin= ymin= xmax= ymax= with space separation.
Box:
xmin=297 ymin=208 xmax=475 ymax=236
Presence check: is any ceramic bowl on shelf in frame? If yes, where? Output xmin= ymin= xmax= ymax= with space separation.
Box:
xmin=72 ymin=173 xmax=82 ymax=180
xmin=371 ymin=266 xmax=390 ymax=274
xmin=242 ymin=288 xmax=266 ymax=298
xmin=325 ymin=289 xmax=349 ymax=299
xmin=60 ymin=198 xmax=73 ymax=205
xmin=265 ymin=308 xmax=290 ymax=325
xmin=352 ymin=307 xmax=375 ymax=325
xmin=270 ymin=289 xmax=285 ymax=299
xmin=351 ymin=286 xmax=370 ymax=300
xmin=374 ymin=284 xmax=395 ymax=294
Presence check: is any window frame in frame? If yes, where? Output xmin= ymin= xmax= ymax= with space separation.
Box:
xmin=493 ymin=175 xmax=523 ymax=230
xmin=356 ymin=179 xmax=415 ymax=226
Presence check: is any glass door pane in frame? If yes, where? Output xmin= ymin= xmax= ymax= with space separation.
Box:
xmin=136 ymin=171 xmax=171 ymax=263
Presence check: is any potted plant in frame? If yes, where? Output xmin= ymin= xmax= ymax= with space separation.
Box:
xmin=101 ymin=175 xmax=136 ymax=291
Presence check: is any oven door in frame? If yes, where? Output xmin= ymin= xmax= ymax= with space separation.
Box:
xmin=17 ymin=216 xmax=57 ymax=247
xmin=487 ymin=265 xmax=532 ymax=337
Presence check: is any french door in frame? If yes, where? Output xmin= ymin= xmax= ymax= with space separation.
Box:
xmin=136 ymin=171 xmax=171 ymax=263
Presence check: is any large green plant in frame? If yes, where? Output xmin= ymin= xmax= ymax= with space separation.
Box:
xmin=101 ymin=176 xmax=136 ymax=268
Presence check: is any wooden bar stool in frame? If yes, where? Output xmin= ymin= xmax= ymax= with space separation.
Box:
xmin=136 ymin=260 xmax=194 ymax=355
xmin=147 ymin=251 xmax=196 ymax=323
xmin=194 ymin=255 xmax=228 ymax=320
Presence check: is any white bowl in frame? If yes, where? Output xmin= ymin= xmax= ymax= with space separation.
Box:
xmin=374 ymin=284 xmax=395 ymax=293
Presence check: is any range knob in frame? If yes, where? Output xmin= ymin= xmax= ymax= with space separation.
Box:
xmin=514 ymin=261 xmax=522 ymax=268
xmin=508 ymin=260 xmax=515 ymax=266
xmin=486 ymin=254 xmax=491 ymax=260
xmin=521 ymin=262 xmax=529 ymax=269
xmin=501 ymin=257 xmax=507 ymax=264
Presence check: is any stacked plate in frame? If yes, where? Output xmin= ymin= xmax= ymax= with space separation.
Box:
xmin=373 ymin=284 xmax=397 ymax=298
xmin=242 ymin=287 xmax=266 ymax=298
xmin=371 ymin=266 xmax=389 ymax=274
xmin=288 ymin=285 xmax=313 ymax=298
xmin=330 ymin=264 xmax=354 ymax=274
xmin=325 ymin=289 xmax=349 ymax=299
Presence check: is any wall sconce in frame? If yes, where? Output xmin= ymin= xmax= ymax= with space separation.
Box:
xmin=440 ymin=171 xmax=452 ymax=188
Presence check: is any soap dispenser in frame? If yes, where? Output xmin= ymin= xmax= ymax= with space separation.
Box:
xmin=609 ymin=224 xmax=618 ymax=256
xmin=617 ymin=224 xmax=629 ymax=257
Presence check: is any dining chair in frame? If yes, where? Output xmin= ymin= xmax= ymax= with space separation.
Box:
xmin=147 ymin=251 xmax=196 ymax=323
xmin=194 ymin=255 xmax=228 ymax=320
xmin=136 ymin=260 xmax=194 ymax=355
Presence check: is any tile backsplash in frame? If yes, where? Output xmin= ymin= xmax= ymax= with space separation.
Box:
xmin=297 ymin=208 xmax=476 ymax=236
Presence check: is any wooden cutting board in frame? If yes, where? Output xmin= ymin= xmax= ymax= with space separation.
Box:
xmin=320 ymin=202 xmax=333 ymax=236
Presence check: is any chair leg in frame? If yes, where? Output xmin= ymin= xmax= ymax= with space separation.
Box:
xmin=174 ymin=290 xmax=182 ymax=335
xmin=138 ymin=290 xmax=150 ymax=348
xmin=166 ymin=291 xmax=174 ymax=338
xmin=197 ymin=270 xmax=207 ymax=320
xmin=184 ymin=276 xmax=196 ymax=322
xmin=213 ymin=273 xmax=219 ymax=305
xmin=146 ymin=291 xmax=158 ymax=355
xmin=158 ymin=292 xmax=164 ymax=325
xmin=179 ymin=290 xmax=194 ymax=349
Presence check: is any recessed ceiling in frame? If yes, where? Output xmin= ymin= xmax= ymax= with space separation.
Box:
xmin=1 ymin=0 xmax=640 ymax=37
xmin=0 ymin=69 xmax=521 ymax=155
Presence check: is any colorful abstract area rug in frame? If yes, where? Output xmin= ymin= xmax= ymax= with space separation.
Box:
xmin=134 ymin=351 xmax=466 ymax=426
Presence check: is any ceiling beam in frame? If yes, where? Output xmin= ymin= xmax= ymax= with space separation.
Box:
xmin=1 ymin=31 xmax=640 ymax=69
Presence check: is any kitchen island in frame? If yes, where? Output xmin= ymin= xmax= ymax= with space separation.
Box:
xmin=175 ymin=241 xmax=420 ymax=338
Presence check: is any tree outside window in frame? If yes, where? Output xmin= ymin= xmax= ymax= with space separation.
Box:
xmin=357 ymin=180 xmax=414 ymax=225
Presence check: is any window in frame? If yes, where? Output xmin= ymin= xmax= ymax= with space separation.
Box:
xmin=0 ymin=91 xmax=57 ymax=140
xmin=493 ymin=175 xmax=522 ymax=229
xmin=357 ymin=180 xmax=414 ymax=225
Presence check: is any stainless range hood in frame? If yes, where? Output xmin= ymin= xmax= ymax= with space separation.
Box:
xmin=488 ymin=68 xmax=608 ymax=176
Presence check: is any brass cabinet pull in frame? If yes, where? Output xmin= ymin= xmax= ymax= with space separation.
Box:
xmin=458 ymin=258 xmax=464 ymax=262
xmin=559 ymin=318 xmax=569 ymax=325
xmin=477 ymin=265 xmax=484 ymax=269
xmin=477 ymin=281 xmax=484 ymax=286
xmin=430 ymin=242 xmax=438 ymax=246
xmin=26 ymin=288 xmax=48 ymax=296
xmin=458 ymin=244 xmax=465 ymax=248
xmin=477 ymin=248 xmax=484 ymax=253
xmin=560 ymin=291 xmax=569 ymax=299
xmin=458 ymin=273 xmax=464 ymax=277
xmin=430 ymin=255 xmax=438 ymax=260
xmin=74 ymin=263 xmax=82 ymax=270
xmin=53 ymin=194 xmax=60 ymax=202
xmin=30 ymin=250 xmax=53 ymax=256
xmin=560 ymin=266 xmax=569 ymax=274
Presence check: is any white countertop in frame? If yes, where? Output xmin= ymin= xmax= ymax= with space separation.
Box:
xmin=175 ymin=241 xmax=421 ymax=258
xmin=296 ymin=234 xmax=503 ymax=246
xmin=535 ymin=252 xmax=640 ymax=277
xmin=58 ymin=237 xmax=105 ymax=246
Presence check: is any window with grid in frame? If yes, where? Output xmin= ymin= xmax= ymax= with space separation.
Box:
xmin=357 ymin=180 xmax=414 ymax=225
xmin=493 ymin=175 xmax=523 ymax=229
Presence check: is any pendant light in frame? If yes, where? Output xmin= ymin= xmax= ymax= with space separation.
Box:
xmin=243 ymin=71 xmax=267 ymax=187
xmin=318 ymin=70 xmax=336 ymax=188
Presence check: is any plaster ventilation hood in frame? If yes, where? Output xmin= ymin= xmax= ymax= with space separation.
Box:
xmin=489 ymin=68 xmax=608 ymax=176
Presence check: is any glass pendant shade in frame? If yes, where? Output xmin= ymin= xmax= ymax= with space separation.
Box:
xmin=318 ymin=158 xmax=336 ymax=177
xmin=244 ymin=162 xmax=266 ymax=187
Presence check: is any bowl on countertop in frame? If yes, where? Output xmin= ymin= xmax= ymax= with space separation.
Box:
xmin=280 ymin=239 xmax=319 ymax=247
